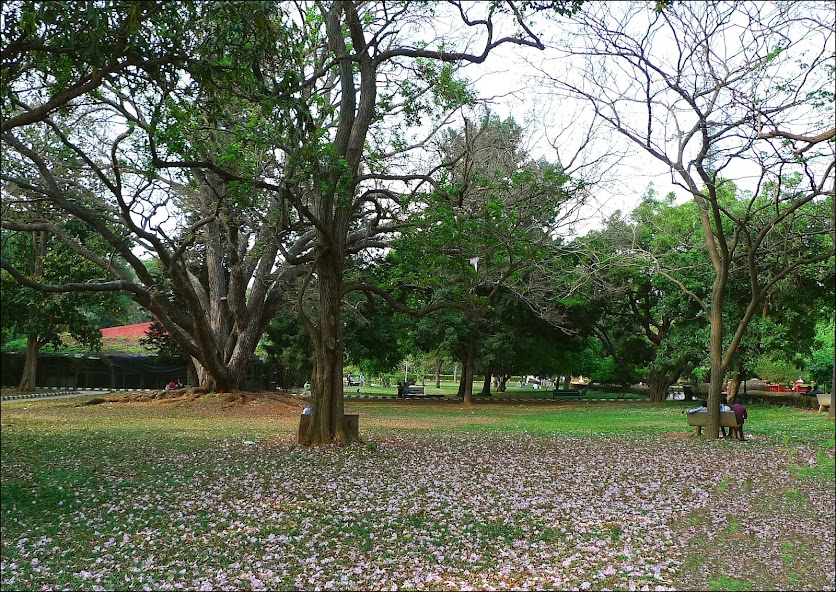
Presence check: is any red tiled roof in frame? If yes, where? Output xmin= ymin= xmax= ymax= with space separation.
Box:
xmin=101 ymin=322 xmax=153 ymax=339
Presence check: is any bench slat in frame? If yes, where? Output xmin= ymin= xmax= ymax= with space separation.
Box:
xmin=686 ymin=411 xmax=739 ymax=427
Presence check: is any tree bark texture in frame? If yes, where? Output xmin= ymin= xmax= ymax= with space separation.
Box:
xmin=480 ymin=368 xmax=492 ymax=396
xmin=706 ymin=282 xmax=727 ymax=439
xmin=17 ymin=332 xmax=41 ymax=392
xmin=18 ymin=229 xmax=47 ymax=393
xmin=300 ymin=240 xmax=358 ymax=447
xmin=647 ymin=368 xmax=679 ymax=404
xmin=461 ymin=332 xmax=476 ymax=404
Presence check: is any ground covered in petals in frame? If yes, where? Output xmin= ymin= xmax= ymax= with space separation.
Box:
xmin=1 ymin=395 xmax=834 ymax=591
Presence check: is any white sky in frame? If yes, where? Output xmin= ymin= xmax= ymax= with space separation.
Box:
xmin=468 ymin=49 xmax=683 ymax=233
xmin=461 ymin=2 xmax=834 ymax=234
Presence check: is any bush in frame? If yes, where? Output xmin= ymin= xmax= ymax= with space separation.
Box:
xmin=738 ymin=390 xmax=819 ymax=410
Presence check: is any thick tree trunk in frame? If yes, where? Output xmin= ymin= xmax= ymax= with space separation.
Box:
xmin=191 ymin=357 xmax=238 ymax=392
xmin=647 ymin=369 xmax=677 ymax=404
xmin=193 ymin=359 xmax=218 ymax=392
xmin=434 ymin=356 xmax=442 ymax=389
xmin=299 ymin=249 xmax=357 ymax=447
xmin=17 ymin=333 xmax=41 ymax=392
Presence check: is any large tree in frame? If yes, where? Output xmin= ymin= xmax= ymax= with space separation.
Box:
xmin=547 ymin=1 xmax=835 ymax=437
xmin=2 ymin=1 xmax=586 ymax=445
xmin=579 ymin=190 xmax=707 ymax=402
xmin=381 ymin=111 xmax=588 ymax=402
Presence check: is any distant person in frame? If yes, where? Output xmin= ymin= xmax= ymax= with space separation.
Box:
xmin=175 ymin=379 xmax=184 ymax=389
xmin=397 ymin=380 xmax=404 ymax=399
xmin=166 ymin=380 xmax=177 ymax=391
xmin=729 ymin=400 xmax=748 ymax=441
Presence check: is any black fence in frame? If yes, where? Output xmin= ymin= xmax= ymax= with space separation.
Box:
xmin=1 ymin=351 xmax=269 ymax=391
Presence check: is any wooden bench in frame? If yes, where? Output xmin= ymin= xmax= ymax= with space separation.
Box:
xmin=816 ymin=393 xmax=831 ymax=413
xmin=403 ymin=386 xmax=445 ymax=399
xmin=552 ymin=388 xmax=580 ymax=400
xmin=686 ymin=410 xmax=739 ymax=436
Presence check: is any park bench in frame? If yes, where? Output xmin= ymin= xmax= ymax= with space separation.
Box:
xmin=551 ymin=385 xmax=590 ymax=400
xmin=816 ymin=393 xmax=831 ymax=414
xmin=403 ymin=385 xmax=445 ymax=399
xmin=686 ymin=410 xmax=739 ymax=436
xmin=552 ymin=388 xmax=580 ymax=400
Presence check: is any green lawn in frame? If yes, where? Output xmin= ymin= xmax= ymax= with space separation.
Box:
xmin=2 ymin=395 xmax=834 ymax=590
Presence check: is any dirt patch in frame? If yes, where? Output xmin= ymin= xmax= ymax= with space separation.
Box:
xmin=103 ymin=389 xmax=309 ymax=418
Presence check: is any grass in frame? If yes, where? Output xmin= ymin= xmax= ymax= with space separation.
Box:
xmin=708 ymin=575 xmax=753 ymax=591
xmin=2 ymin=394 xmax=834 ymax=591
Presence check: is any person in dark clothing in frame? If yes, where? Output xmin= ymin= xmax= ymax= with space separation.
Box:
xmin=729 ymin=401 xmax=748 ymax=441
xmin=397 ymin=381 xmax=404 ymax=399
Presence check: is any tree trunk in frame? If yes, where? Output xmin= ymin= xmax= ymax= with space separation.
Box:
xmin=17 ymin=332 xmax=41 ymax=392
xmin=299 ymin=249 xmax=356 ymax=447
xmin=434 ymin=356 xmax=442 ymax=389
xmin=480 ymin=367 xmax=492 ymax=396
xmin=19 ymin=229 xmax=46 ymax=393
xmin=461 ymin=332 xmax=476 ymax=404
xmin=706 ymin=291 xmax=726 ymax=439
xmin=646 ymin=369 xmax=677 ymax=404
xmin=498 ymin=374 xmax=508 ymax=392
xmin=563 ymin=375 xmax=572 ymax=391
xmin=726 ymin=372 xmax=742 ymax=404
xmin=187 ymin=359 xmax=198 ymax=387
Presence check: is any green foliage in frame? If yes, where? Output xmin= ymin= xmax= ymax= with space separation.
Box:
xmin=343 ymin=307 xmax=406 ymax=377
xmin=1 ymin=228 xmax=130 ymax=352
xmin=261 ymin=310 xmax=314 ymax=385
xmin=2 ymin=1 xmax=194 ymax=112
xmin=804 ymin=316 xmax=835 ymax=388
xmin=140 ymin=320 xmax=186 ymax=362
xmin=577 ymin=186 xmax=707 ymax=387
xmin=754 ymin=355 xmax=801 ymax=386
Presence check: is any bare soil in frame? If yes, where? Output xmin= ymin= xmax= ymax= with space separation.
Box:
xmin=97 ymin=389 xmax=310 ymax=418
